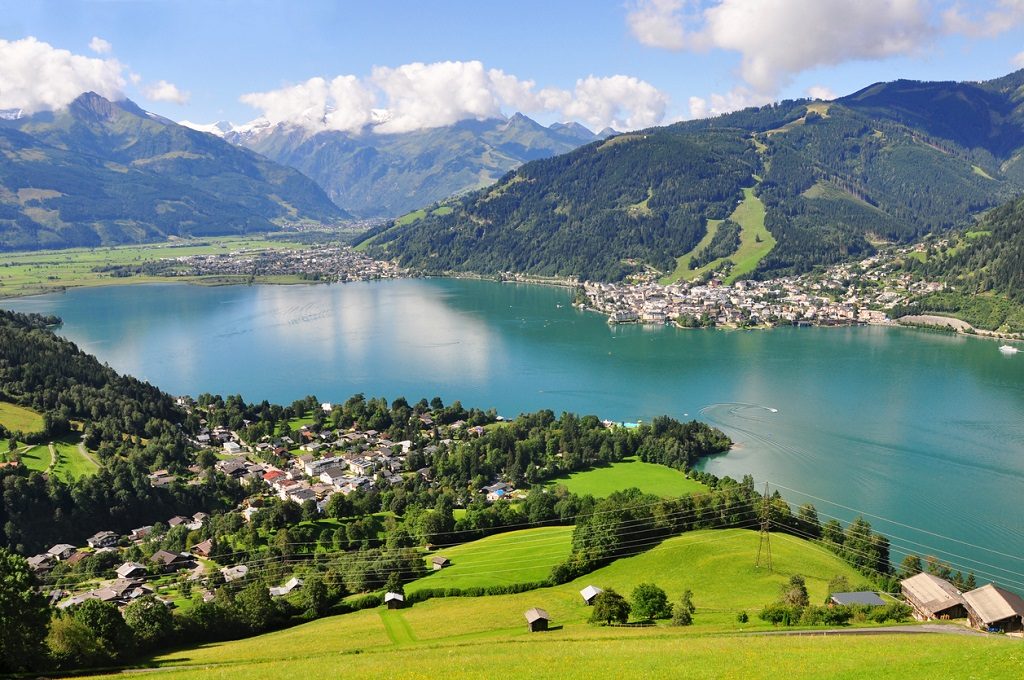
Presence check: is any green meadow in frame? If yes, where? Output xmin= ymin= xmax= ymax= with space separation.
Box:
xmin=0 ymin=235 xmax=307 ymax=298
xmin=81 ymin=529 xmax=1024 ymax=680
xmin=545 ymin=457 xmax=706 ymax=498
xmin=0 ymin=401 xmax=45 ymax=433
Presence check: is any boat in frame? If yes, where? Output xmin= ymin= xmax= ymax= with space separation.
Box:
xmin=999 ymin=345 xmax=1019 ymax=354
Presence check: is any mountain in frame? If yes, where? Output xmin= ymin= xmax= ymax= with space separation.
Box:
xmin=0 ymin=93 xmax=347 ymax=251
xmin=214 ymin=113 xmax=605 ymax=217
xmin=362 ymin=70 xmax=1024 ymax=281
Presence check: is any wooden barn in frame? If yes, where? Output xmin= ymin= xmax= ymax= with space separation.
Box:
xmin=384 ymin=591 xmax=405 ymax=610
xmin=580 ymin=585 xmax=603 ymax=605
xmin=432 ymin=556 xmax=451 ymax=571
xmin=900 ymin=572 xmax=967 ymax=620
xmin=524 ymin=607 xmax=550 ymax=632
xmin=962 ymin=584 xmax=1024 ymax=633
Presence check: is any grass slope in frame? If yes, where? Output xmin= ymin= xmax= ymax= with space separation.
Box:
xmin=545 ymin=457 xmax=706 ymax=498
xmin=0 ymin=401 xmax=44 ymax=433
xmin=84 ymin=529 xmax=1024 ymax=679
xmin=50 ymin=437 xmax=99 ymax=481
xmin=407 ymin=526 xmax=574 ymax=593
xmin=661 ymin=187 xmax=774 ymax=285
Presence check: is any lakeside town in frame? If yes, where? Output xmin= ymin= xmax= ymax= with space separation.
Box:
xmin=160 ymin=244 xmax=406 ymax=282
xmin=579 ymin=245 xmax=946 ymax=330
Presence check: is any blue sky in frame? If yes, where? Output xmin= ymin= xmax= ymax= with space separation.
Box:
xmin=2 ymin=1 xmax=1024 ymax=132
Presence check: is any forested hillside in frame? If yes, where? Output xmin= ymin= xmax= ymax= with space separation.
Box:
xmin=0 ymin=93 xmax=346 ymax=251
xmin=366 ymin=70 xmax=1024 ymax=281
xmin=0 ymin=310 xmax=242 ymax=553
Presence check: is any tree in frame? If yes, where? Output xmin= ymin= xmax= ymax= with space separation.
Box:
xmin=672 ymin=589 xmax=696 ymax=626
xmin=47 ymin=614 xmax=104 ymax=670
xmin=303 ymin=574 xmax=329 ymax=618
xmin=826 ymin=575 xmax=850 ymax=599
xmin=384 ymin=571 xmax=405 ymax=597
xmin=0 ymin=549 xmax=51 ymax=673
xmin=781 ymin=574 xmax=809 ymax=608
xmin=73 ymin=599 xmax=134 ymax=664
xmin=234 ymin=581 xmax=275 ymax=633
xmin=124 ymin=595 xmax=175 ymax=651
xmin=589 ymin=589 xmax=631 ymax=625
xmin=898 ymin=554 xmax=922 ymax=579
xmin=631 ymin=582 xmax=671 ymax=620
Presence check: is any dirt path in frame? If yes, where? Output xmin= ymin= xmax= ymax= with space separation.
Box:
xmin=77 ymin=440 xmax=100 ymax=468
xmin=46 ymin=442 xmax=57 ymax=473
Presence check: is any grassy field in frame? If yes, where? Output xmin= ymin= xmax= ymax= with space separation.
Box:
xmin=545 ymin=457 xmax=706 ymax=498
xmin=82 ymin=528 xmax=1024 ymax=679
xmin=0 ymin=401 xmax=45 ymax=433
xmin=18 ymin=443 xmax=51 ymax=472
xmin=0 ymin=235 xmax=308 ymax=299
xmin=660 ymin=187 xmax=774 ymax=285
xmin=50 ymin=437 xmax=100 ymax=481
xmin=406 ymin=526 xmax=574 ymax=593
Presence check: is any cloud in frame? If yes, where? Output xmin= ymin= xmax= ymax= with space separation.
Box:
xmin=943 ymin=0 xmax=1024 ymax=38
xmin=626 ymin=0 xmax=690 ymax=50
xmin=688 ymin=86 xmax=770 ymax=119
xmin=0 ymin=37 xmax=125 ymax=114
xmin=1014 ymin=51 xmax=1024 ymax=69
xmin=627 ymin=0 xmax=933 ymax=94
xmin=807 ymin=85 xmax=837 ymax=101
xmin=239 ymin=60 xmax=671 ymax=134
xmin=143 ymin=79 xmax=190 ymax=105
xmin=88 ymin=36 xmax=112 ymax=54
xmin=562 ymin=76 xmax=669 ymax=130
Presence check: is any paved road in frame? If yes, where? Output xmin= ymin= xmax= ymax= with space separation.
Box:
xmin=755 ymin=624 xmax=987 ymax=637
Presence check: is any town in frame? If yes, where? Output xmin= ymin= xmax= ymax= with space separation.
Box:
xmin=578 ymin=245 xmax=946 ymax=329
xmin=159 ymin=244 xmax=405 ymax=283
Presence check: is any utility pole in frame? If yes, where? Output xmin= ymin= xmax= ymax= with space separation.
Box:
xmin=756 ymin=482 xmax=773 ymax=571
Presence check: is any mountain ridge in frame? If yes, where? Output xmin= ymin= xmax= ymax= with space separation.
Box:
xmin=0 ymin=93 xmax=347 ymax=251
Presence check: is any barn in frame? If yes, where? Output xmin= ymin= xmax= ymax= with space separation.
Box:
xmin=580 ymin=585 xmax=604 ymax=605
xmin=384 ymin=591 xmax=406 ymax=610
xmin=524 ymin=607 xmax=550 ymax=632
xmin=900 ymin=572 xmax=967 ymax=620
xmin=962 ymin=584 xmax=1024 ymax=633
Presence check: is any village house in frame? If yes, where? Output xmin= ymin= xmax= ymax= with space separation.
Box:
xmin=87 ymin=530 xmax=119 ymax=549
xmin=270 ymin=577 xmax=304 ymax=597
xmin=962 ymin=584 xmax=1024 ymax=633
xmin=385 ymin=591 xmax=406 ymax=609
xmin=116 ymin=562 xmax=148 ymax=579
xmin=150 ymin=550 xmax=194 ymax=573
xmin=223 ymin=441 xmax=242 ymax=455
xmin=130 ymin=526 xmax=154 ymax=541
xmin=47 ymin=543 xmax=76 ymax=561
xmin=27 ymin=554 xmax=54 ymax=573
xmin=190 ymin=538 xmax=214 ymax=558
xmin=221 ymin=565 xmax=249 ymax=583
xmin=901 ymin=572 xmax=968 ymax=620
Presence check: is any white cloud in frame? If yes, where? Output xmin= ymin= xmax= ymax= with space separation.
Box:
xmin=943 ymin=0 xmax=1024 ymax=38
xmin=0 ymin=37 xmax=125 ymax=114
xmin=807 ymin=85 xmax=837 ymax=101
xmin=628 ymin=0 xmax=933 ymax=95
xmin=626 ymin=0 xmax=690 ymax=50
xmin=1014 ymin=51 xmax=1024 ymax=69
xmin=688 ymin=86 xmax=770 ymax=119
xmin=143 ymin=79 xmax=190 ymax=105
xmin=371 ymin=61 xmax=504 ymax=133
xmin=562 ymin=76 xmax=669 ymax=131
xmin=88 ymin=36 xmax=112 ymax=54
xmin=239 ymin=60 xmax=671 ymax=134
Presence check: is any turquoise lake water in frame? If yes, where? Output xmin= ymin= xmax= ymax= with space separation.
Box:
xmin=5 ymin=278 xmax=1024 ymax=584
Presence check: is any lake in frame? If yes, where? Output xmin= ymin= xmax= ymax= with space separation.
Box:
xmin=5 ymin=278 xmax=1024 ymax=586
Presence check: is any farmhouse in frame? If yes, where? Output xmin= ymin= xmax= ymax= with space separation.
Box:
xmin=962 ymin=584 xmax=1024 ymax=633
xmin=384 ymin=591 xmax=405 ymax=609
xmin=901 ymin=572 xmax=967 ymax=620
xmin=191 ymin=538 xmax=214 ymax=558
xmin=222 ymin=565 xmax=249 ymax=582
xmin=580 ymin=585 xmax=604 ymax=605
xmin=151 ymin=550 xmax=194 ymax=573
xmin=269 ymin=577 xmax=304 ymax=597
xmin=47 ymin=543 xmax=76 ymax=561
xmin=432 ymin=556 xmax=451 ymax=571
xmin=87 ymin=530 xmax=119 ymax=549
xmin=27 ymin=554 xmax=53 ymax=573
xmin=524 ymin=607 xmax=550 ymax=632
xmin=116 ymin=562 xmax=148 ymax=579
xmin=223 ymin=441 xmax=242 ymax=455
xmin=829 ymin=592 xmax=886 ymax=607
